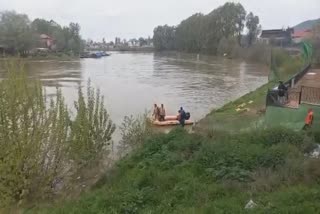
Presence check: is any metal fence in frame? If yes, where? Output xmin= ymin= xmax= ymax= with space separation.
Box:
xmin=283 ymin=64 xmax=311 ymax=87
xmin=300 ymin=86 xmax=320 ymax=106
xmin=266 ymin=64 xmax=311 ymax=108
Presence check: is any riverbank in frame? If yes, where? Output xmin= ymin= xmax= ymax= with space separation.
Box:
xmin=23 ymin=47 xmax=320 ymax=214
xmin=29 ymin=124 xmax=320 ymax=213
xmin=0 ymin=55 xmax=79 ymax=61
xmin=196 ymin=48 xmax=305 ymax=134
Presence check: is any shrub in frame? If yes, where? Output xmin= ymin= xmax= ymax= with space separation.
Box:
xmin=118 ymin=113 xmax=152 ymax=157
xmin=69 ymin=82 xmax=115 ymax=167
xmin=0 ymin=61 xmax=115 ymax=207
xmin=0 ymin=62 xmax=70 ymax=206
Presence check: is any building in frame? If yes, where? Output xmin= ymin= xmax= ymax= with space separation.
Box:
xmin=40 ymin=34 xmax=56 ymax=50
xmin=115 ymin=37 xmax=121 ymax=45
xmin=128 ymin=39 xmax=140 ymax=47
xmin=260 ymin=28 xmax=294 ymax=46
xmin=292 ymin=29 xmax=313 ymax=44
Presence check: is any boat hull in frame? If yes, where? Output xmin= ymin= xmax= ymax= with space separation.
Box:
xmin=152 ymin=119 xmax=193 ymax=126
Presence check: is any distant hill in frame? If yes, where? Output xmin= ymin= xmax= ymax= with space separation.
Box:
xmin=294 ymin=18 xmax=320 ymax=31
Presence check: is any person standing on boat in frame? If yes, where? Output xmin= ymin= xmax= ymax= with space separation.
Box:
xmin=178 ymin=107 xmax=186 ymax=127
xmin=159 ymin=104 xmax=166 ymax=121
xmin=152 ymin=104 xmax=160 ymax=121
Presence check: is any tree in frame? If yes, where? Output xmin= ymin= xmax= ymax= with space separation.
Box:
xmin=31 ymin=18 xmax=50 ymax=34
xmin=153 ymin=25 xmax=176 ymax=51
xmin=311 ymin=24 xmax=320 ymax=63
xmin=246 ymin=12 xmax=261 ymax=46
xmin=52 ymin=30 xmax=67 ymax=51
xmin=152 ymin=2 xmax=248 ymax=54
xmin=0 ymin=11 xmax=33 ymax=54
xmin=139 ymin=37 xmax=147 ymax=46
xmin=234 ymin=3 xmax=247 ymax=45
xmin=67 ymin=22 xmax=82 ymax=54
xmin=208 ymin=3 xmax=246 ymax=41
xmin=175 ymin=13 xmax=206 ymax=52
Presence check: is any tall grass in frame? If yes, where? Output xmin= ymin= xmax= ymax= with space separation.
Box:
xmin=69 ymin=81 xmax=116 ymax=168
xmin=0 ymin=61 xmax=115 ymax=208
xmin=30 ymin=127 xmax=320 ymax=213
xmin=118 ymin=112 xmax=152 ymax=158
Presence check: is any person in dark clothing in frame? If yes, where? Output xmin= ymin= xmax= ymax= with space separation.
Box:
xmin=278 ymin=81 xmax=288 ymax=104
xmin=178 ymin=107 xmax=186 ymax=127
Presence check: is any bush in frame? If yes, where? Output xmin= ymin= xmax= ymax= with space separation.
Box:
xmin=197 ymin=128 xmax=306 ymax=182
xmin=0 ymin=61 xmax=115 ymax=207
xmin=118 ymin=113 xmax=152 ymax=157
xmin=231 ymin=43 xmax=271 ymax=65
xmin=0 ymin=63 xmax=70 ymax=206
xmin=217 ymin=37 xmax=238 ymax=56
xmin=30 ymin=126 xmax=320 ymax=213
xmin=69 ymin=82 xmax=115 ymax=167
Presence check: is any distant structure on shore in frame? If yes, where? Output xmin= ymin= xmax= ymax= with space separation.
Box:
xmin=86 ymin=37 xmax=154 ymax=51
xmin=259 ymin=26 xmax=314 ymax=47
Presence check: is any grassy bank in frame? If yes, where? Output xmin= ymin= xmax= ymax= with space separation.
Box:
xmin=3 ymin=49 xmax=314 ymax=212
xmin=0 ymin=53 xmax=80 ymax=61
xmin=197 ymin=49 xmax=305 ymax=134
xmin=29 ymin=128 xmax=320 ymax=213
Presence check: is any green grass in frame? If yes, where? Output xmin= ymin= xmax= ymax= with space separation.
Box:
xmin=265 ymin=104 xmax=320 ymax=130
xmin=196 ymin=82 xmax=272 ymax=134
xmin=197 ymin=49 xmax=306 ymax=134
xmin=28 ymin=128 xmax=320 ymax=213
xmin=21 ymin=51 xmax=320 ymax=213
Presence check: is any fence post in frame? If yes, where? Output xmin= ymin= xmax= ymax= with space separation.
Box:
xmin=299 ymin=92 xmax=302 ymax=104
xmin=291 ymin=78 xmax=295 ymax=88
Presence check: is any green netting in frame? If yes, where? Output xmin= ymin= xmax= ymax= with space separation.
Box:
xmin=301 ymin=41 xmax=313 ymax=63
xmin=265 ymin=104 xmax=320 ymax=130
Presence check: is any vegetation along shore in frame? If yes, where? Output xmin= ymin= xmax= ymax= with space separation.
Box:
xmin=0 ymin=1 xmax=320 ymax=213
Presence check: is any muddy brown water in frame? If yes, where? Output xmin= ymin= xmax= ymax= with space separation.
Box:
xmin=0 ymin=52 xmax=268 ymax=143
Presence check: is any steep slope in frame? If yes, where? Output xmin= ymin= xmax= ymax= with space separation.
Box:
xmin=294 ymin=18 xmax=320 ymax=31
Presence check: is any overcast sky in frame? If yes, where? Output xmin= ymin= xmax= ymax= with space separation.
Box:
xmin=1 ymin=0 xmax=319 ymax=41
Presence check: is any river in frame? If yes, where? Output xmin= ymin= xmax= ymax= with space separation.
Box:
xmin=1 ymin=52 xmax=268 ymax=139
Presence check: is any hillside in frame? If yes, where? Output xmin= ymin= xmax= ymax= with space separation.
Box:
xmin=30 ymin=128 xmax=320 ymax=213
xmin=294 ymin=18 xmax=320 ymax=31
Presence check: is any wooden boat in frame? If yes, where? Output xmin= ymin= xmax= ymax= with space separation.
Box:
xmin=152 ymin=115 xmax=193 ymax=126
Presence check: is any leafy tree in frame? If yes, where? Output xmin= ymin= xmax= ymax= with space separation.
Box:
xmin=209 ymin=3 xmax=246 ymax=40
xmin=246 ymin=12 xmax=261 ymax=46
xmin=234 ymin=3 xmax=247 ymax=45
xmin=175 ymin=13 xmax=206 ymax=52
xmin=311 ymin=24 xmax=320 ymax=63
xmin=153 ymin=25 xmax=176 ymax=50
xmin=70 ymin=82 xmax=116 ymax=167
xmin=152 ymin=2 xmax=251 ymax=54
xmin=0 ymin=10 xmax=85 ymax=55
xmin=0 ymin=11 xmax=33 ymax=54
xmin=31 ymin=18 xmax=52 ymax=34
xmin=67 ymin=22 xmax=82 ymax=54
xmin=0 ymin=62 xmax=115 ymax=206
xmin=52 ymin=30 xmax=67 ymax=51
xmin=139 ymin=37 xmax=147 ymax=46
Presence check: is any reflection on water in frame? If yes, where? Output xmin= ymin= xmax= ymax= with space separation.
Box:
xmin=0 ymin=52 xmax=268 ymax=137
